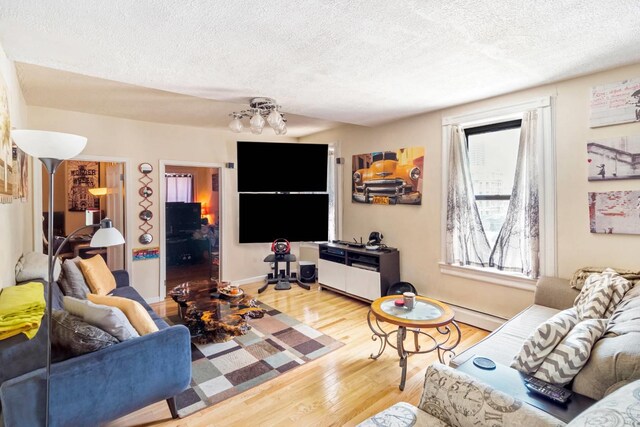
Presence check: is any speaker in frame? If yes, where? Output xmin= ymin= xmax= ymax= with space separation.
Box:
xmin=298 ymin=261 xmax=316 ymax=283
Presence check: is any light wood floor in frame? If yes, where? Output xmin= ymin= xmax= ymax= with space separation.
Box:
xmin=108 ymin=282 xmax=489 ymax=427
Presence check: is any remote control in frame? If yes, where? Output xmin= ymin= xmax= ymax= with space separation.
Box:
xmin=524 ymin=377 xmax=573 ymax=404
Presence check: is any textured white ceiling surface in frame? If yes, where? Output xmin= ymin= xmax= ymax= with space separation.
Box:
xmin=1 ymin=1 xmax=639 ymax=129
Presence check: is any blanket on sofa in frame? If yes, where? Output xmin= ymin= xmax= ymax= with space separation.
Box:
xmin=512 ymin=268 xmax=633 ymax=385
xmin=570 ymin=266 xmax=640 ymax=290
xmin=0 ymin=282 xmax=45 ymax=340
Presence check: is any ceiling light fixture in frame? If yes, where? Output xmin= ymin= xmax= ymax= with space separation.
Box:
xmin=228 ymin=97 xmax=287 ymax=135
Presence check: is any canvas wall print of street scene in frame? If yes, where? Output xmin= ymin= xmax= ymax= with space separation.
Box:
xmin=589 ymin=190 xmax=640 ymax=235
xmin=587 ymin=135 xmax=640 ymax=181
xmin=352 ymin=146 xmax=424 ymax=205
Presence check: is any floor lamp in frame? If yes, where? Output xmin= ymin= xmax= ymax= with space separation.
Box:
xmin=12 ymin=130 xmax=124 ymax=426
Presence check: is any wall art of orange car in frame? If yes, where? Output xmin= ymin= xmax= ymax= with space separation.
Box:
xmin=352 ymin=151 xmax=421 ymax=205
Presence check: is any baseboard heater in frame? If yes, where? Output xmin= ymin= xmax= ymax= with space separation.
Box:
xmin=443 ymin=302 xmax=507 ymax=332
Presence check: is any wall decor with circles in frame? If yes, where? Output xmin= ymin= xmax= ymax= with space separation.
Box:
xmin=138 ymin=162 xmax=154 ymax=245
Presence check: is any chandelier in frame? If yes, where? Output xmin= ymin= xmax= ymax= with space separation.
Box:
xmin=228 ymin=97 xmax=287 ymax=135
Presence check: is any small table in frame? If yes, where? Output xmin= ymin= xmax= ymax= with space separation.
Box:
xmin=368 ymin=295 xmax=461 ymax=390
xmin=456 ymin=358 xmax=596 ymax=423
xmin=168 ymin=280 xmax=266 ymax=343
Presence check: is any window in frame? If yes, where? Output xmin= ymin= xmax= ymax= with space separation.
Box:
xmin=465 ymin=120 xmax=521 ymax=247
xmin=165 ymin=173 xmax=193 ymax=203
xmin=441 ymin=96 xmax=556 ymax=286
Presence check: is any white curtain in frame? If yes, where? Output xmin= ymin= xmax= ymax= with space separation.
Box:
xmin=490 ymin=110 xmax=540 ymax=277
xmin=445 ymin=125 xmax=492 ymax=267
xmin=105 ymin=163 xmax=124 ymax=270
xmin=166 ymin=174 xmax=193 ymax=203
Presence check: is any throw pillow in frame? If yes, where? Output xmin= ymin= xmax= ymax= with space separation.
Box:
xmin=419 ymin=363 xmax=562 ymax=427
xmin=87 ymin=294 xmax=159 ymax=335
xmin=567 ymin=378 xmax=640 ymax=426
xmin=533 ymin=318 xmax=608 ymax=386
xmin=57 ymin=257 xmax=91 ymax=299
xmin=511 ymin=307 xmax=579 ymax=374
xmin=51 ymin=310 xmax=118 ymax=358
xmin=79 ymin=255 xmax=116 ymax=295
xmin=574 ymin=268 xmax=632 ymax=319
xmin=15 ymin=252 xmax=61 ymax=283
xmin=63 ymin=296 xmax=140 ymax=341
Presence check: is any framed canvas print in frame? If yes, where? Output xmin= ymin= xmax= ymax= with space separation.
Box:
xmin=587 ymin=135 xmax=640 ymax=181
xmin=352 ymin=146 xmax=424 ymax=205
xmin=0 ymin=73 xmax=12 ymax=203
xmin=589 ymin=77 xmax=640 ymax=128
xmin=67 ymin=160 xmax=100 ymax=211
xmin=589 ymin=190 xmax=640 ymax=235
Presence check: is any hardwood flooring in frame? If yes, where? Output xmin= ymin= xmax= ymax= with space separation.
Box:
xmin=108 ymin=282 xmax=489 ymax=427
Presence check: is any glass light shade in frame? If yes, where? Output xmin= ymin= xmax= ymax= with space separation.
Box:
xmin=267 ymin=110 xmax=283 ymax=127
xmin=11 ymin=129 xmax=87 ymax=159
xmin=249 ymin=112 xmax=265 ymax=134
xmin=90 ymin=226 xmax=125 ymax=247
xmin=228 ymin=118 xmax=243 ymax=133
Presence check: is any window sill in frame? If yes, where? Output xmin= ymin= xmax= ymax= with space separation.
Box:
xmin=439 ymin=262 xmax=537 ymax=292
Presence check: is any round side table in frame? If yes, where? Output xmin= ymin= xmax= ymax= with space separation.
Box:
xmin=367 ymin=295 xmax=461 ymax=390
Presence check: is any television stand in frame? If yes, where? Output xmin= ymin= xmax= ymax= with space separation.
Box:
xmin=259 ymin=253 xmax=311 ymax=293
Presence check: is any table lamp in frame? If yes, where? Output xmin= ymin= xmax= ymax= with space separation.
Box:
xmin=11 ymin=130 xmax=124 ymax=426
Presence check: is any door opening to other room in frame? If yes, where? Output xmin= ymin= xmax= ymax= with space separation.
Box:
xmin=164 ymin=165 xmax=221 ymax=289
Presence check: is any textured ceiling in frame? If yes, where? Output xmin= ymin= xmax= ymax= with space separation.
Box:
xmin=1 ymin=1 xmax=640 ymax=130
xmin=15 ymin=63 xmax=338 ymax=137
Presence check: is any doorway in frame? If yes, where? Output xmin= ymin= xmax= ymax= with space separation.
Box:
xmin=41 ymin=159 xmax=126 ymax=269
xmin=163 ymin=164 xmax=221 ymax=290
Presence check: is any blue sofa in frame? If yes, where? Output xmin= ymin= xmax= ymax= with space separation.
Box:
xmin=0 ymin=270 xmax=192 ymax=427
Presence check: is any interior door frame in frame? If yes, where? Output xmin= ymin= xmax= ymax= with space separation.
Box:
xmin=32 ymin=154 xmax=133 ymax=275
xmin=159 ymin=160 xmax=225 ymax=300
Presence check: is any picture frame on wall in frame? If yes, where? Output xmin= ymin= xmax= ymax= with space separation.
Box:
xmin=67 ymin=160 xmax=100 ymax=211
xmin=589 ymin=77 xmax=640 ymax=128
xmin=587 ymin=135 xmax=640 ymax=181
xmin=352 ymin=147 xmax=424 ymax=205
xmin=589 ymin=190 xmax=640 ymax=235
xmin=0 ymin=72 xmax=13 ymax=204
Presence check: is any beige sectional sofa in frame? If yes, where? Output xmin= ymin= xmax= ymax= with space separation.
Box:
xmin=450 ymin=276 xmax=640 ymax=400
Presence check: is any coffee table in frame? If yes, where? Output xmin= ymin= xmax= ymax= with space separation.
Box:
xmin=368 ymin=295 xmax=461 ymax=390
xmin=168 ymin=280 xmax=266 ymax=343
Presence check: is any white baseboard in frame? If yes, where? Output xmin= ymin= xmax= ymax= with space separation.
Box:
xmin=445 ymin=303 xmax=507 ymax=331
xmin=232 ymin=275 xmax=267 ymax=286
xmin=144 ymin=296 xmax=162 ymax=304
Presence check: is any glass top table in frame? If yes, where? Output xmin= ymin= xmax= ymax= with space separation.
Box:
xmin=367 ymin=295 xmax=460 ymax=390
xmin=370 ymin=295 xmax=455 ymax=328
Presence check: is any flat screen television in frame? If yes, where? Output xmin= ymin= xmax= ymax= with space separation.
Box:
xmin=166 ymin=202 xmax=201 ymax=234
xmin=237 ymin=141 xmax=328 ymax=192
xmin=239 ymin=193 xmax=329 ymax=243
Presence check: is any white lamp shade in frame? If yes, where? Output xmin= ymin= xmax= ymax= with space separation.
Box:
xmin=11 ymin=130 xmax=87 ymax=160
xmin=90 ymin=227 xmax=125 ymax=247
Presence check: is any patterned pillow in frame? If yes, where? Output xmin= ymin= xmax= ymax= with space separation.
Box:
xmin=511 ymin=308 xmax=579 ymax=374
xmin=567 ymin=379 xmax=640 ymax=426
xmin=356 ymin=402 xmax=447 ymax=427
xmin=419 ymin=363 xmax=563 ymax=427
xmin=574 ymin=268 xmax=632 ymax=319
xmin=533 ymin=319 xmax=607 ymax=385
xmin=51 ymin=310 xmax=118 ymax=359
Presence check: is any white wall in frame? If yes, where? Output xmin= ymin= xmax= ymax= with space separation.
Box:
xmin=303 ymin=62 xmax=640 ymax=320
xmin=27 ymin=106 xmax=297 ymax=299
xmin=0 ymin=44 xmax=32 ymax=287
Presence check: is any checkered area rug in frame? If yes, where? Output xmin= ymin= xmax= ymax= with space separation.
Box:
xmin=167 ymin=302 xmax=344 ymax=418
